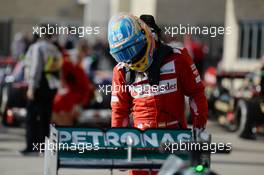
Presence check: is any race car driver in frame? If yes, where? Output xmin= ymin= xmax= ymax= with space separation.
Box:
xmin=108 ymin=13 xmax=208 ymax=174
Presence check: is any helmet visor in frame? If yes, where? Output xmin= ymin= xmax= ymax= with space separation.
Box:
xmin=129 ymin=44 xmax=150 ymax=72
xmin=111 ymin=39 xmax=146 ymax=63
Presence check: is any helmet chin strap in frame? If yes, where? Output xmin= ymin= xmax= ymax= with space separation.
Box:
xmin=124 ymin=43 xmax=173 ymax=86
xmin=137 ymin=57 xmax=153 ymax=73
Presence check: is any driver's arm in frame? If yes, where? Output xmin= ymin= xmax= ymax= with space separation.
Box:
xmin=177 ymin=48 xmax=208 ymax=129
xmin=111 ymin=65 xmax=132 ymax=127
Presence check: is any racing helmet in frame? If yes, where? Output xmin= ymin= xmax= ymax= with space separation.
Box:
xmin=108 ymin=13 xmax=155 ymax=72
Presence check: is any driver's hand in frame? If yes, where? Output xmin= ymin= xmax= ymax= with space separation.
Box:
xmin=194 ymin=127 xmax=211 ymax=142
xmin=193 ymin=127 xmax=204 ymax=139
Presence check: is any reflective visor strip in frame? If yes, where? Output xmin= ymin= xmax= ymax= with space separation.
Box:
xmin=111 ymin=39 xmax=146 ymax=62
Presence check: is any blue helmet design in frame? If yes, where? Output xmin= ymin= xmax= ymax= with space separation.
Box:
xmin=108 ymin=14 xmax=147 ymax=63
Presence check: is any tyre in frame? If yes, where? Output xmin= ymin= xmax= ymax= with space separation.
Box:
xmin=0 ymin=86 xmax=9 ymax=125
xmin=232 ymin=100 xmax=248 ymax=134
xmin=236 ymin=99 xmax=259 ymax=139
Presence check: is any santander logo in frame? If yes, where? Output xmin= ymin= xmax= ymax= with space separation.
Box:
xmin=162 ymin=81 xmax=177 ymax=92
xmin=131 ymin=79 xmax=177 ymax=99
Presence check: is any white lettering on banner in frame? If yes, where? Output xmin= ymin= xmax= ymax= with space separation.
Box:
xmin=130 ymin=78 xmax=177 ymax=99
xmin=177 ymin=133 xmax=193 ymax=141
xmin=143 ymin=133 xmax=159 ymax=147
xmin=120 ymin=132 xmax=140 ymax=146
xmin=161 ymin=133 xmax=175 ymax=143
xmin=60 ymin=131 xmax=72 ymax=142
xmin=87 ymin=132 xmax=103 ymax=144
xmin=72 ymin=131 xmax=86 ymax=144
xmin=59 ymin=131 xmax=192 ymax=148
xmin=106 ymin=132 xmax=120 ymax=146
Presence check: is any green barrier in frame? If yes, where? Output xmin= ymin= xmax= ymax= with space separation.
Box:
xmin=44 ymin=125 xmax=210 ymax=175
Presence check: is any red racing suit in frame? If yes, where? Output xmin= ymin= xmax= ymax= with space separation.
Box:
xmin=111 ymin=47 xmax=208 ymax=130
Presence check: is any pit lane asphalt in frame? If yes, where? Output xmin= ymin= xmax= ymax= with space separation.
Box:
xmin=0 ymin=121 xmax=263 ymax=175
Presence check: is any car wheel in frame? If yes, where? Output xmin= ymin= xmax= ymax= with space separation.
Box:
xmin=1 ymin=86 xmax=9 ymax=114
xmin=1 ymin=86 xmax=10 ymax=126
xmin=235 ymin=100 xmax=248 ymax=135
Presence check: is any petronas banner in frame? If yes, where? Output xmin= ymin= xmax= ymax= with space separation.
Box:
xmin=58 ymin=128 xmax=192 ymax=149
xmin=44 ymin=126 xmax=196 ymax=175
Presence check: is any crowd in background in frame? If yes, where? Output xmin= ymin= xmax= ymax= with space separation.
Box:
xmin=8 ymin=25 xmax=115 ymax=154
